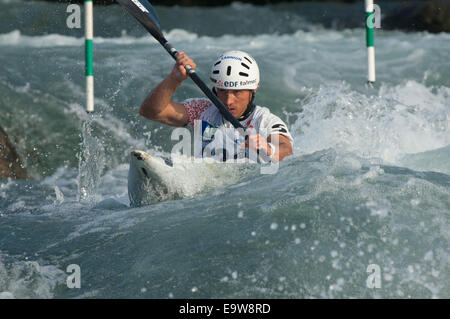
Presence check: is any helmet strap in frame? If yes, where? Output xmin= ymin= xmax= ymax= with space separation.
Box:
xmin=237 ymin=91 xmax=256 ymax=121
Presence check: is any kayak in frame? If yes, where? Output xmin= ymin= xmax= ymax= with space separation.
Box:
xmin=127 ymin=150 xmax=249 ymax=207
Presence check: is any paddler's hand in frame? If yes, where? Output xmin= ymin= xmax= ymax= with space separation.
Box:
xmin=170 ymin=52 xmax=196 ymax=83
xmin=241 ymin=133 xmax=274 ymax=157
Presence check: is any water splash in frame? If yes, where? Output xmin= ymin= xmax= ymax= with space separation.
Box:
xmin=77 ymin=118 xmax=105 ymax=204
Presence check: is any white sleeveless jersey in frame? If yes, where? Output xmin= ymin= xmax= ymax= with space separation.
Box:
xmin=182 ymin=98 xmax=294 ymax=143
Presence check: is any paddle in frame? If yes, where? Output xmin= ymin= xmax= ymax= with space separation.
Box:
xmin=117 ymin=0 xmax=245 ymax=130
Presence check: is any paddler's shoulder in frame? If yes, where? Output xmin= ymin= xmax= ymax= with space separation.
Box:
xmin=251 ymin=105 xmax=290 ymax=131
xmin=251 ymin=105 xmax=278 ymax=120
xmin=181 ymin=97 xmax=214 ymax=108
xmin=181 ymin=97 xmax=217 ymax=124
xmin=182 ymin=97 xmax=216 ymax=112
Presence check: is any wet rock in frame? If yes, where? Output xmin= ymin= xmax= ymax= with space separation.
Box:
xmin=0 ymin=126 xmax=27 ymax=179
xmin=383 ymin=0 xmax=450 ymax=33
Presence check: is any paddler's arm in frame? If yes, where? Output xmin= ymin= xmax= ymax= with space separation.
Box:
xmin=267 ymin=134 xmax=293 ymax=162
xmin=139 ymin=52 xmax=196 ymax=127
xmin=244 ymin=133 xmax=293 ymax=162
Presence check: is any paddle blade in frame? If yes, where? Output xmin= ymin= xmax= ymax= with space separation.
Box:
xmin=117 ymin=0 xmax=166 ymax=44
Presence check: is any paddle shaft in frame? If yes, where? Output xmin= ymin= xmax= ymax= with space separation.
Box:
xmin=160 ymin=41 xmax=245 ymax=130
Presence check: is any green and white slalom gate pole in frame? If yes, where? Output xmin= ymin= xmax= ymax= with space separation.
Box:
xmin=85 ymin=0 xmax=94 ymax=113
xmin=365 ymin=0 xmax=376 ymax=83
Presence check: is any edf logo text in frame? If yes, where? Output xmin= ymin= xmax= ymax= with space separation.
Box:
xmin=224 ymin=81 xmax=239 ymax=87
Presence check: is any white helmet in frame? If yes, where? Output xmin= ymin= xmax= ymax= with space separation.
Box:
xmin=210 ymin=50 xmax=260 ymax=90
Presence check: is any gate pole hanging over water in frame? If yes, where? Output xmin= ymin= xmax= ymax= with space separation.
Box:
xmin=85 ymin=0 xmax=94 ymax=113
xmin=365 ymin=0 xmax=376 ymax=83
